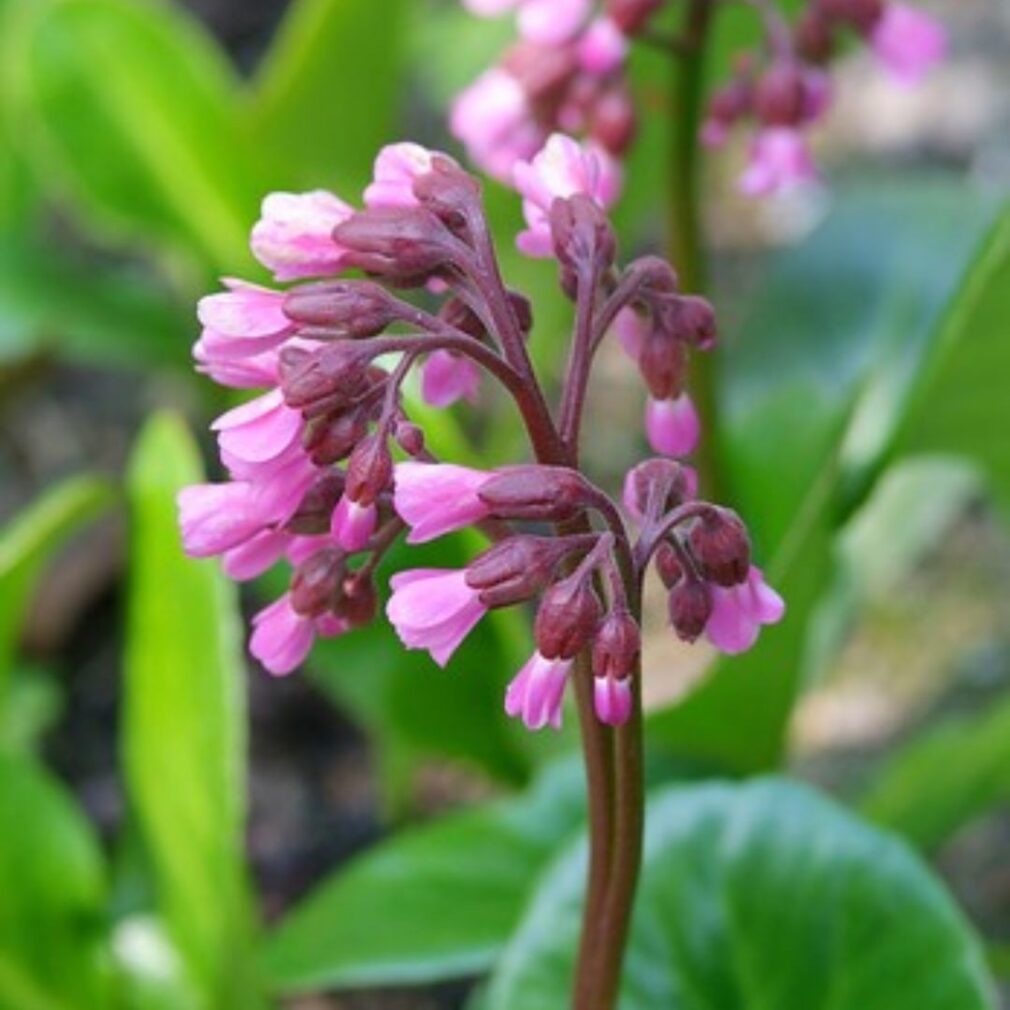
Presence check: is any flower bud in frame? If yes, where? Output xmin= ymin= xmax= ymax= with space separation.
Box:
xmin=394 ymin=420 xmax=425 ymax=457
xmin=478 ymin=465 xmax=590 ymax=523
xmin=639 ymin=331 xmax=687 ymax=400
xmin=303 ymin=408 xmax=372 ymax=465
xmin=465 ymin=535 xmax=568 ymax=609
xmin=592 ymin=609 xmax=640 ymax=681
xmin=623 ymin=458 xmax=695 ymax=521
xmin=285 ymin=473 xmax=346 ymax=535
xmin=411 ymin=155 xmax=482 ymax=228
xmin=503 ymin=40 xmax=578 ymax=104
xmin=655 ymin=541 xmax=684 ymax=589
xmin=668 ymin=579 xmax=712 ymax=643
xmin=662 ymin=294 xmax=717 ymax=350
xmin=689 ymin=508 xmax=751 ymax=587
xmin=279 ymin=344 xmax=372 ymax=415
xmin=535 ymin=576 xmax=603 ymax=660
xmin=795 ymin=10 xmax=835 ymax=63
xmin=605 ymin=0 xmax=663 ymax=34
xmin=549 ymin=194 xmax=617 ymax=282
xmin=339 ymin=574 xmax=378 ymax=627
xmin=754 ymin=63 xmax=810 ymax=127
xmin=591 ymin=86 xmax=637 ymax=155
xmin=345 ymin=433 xmax=393 ymax=507
xmin=283 ymin=281 xmax=399 ymax=337
xmin=626 ymin=255 xmax=679 ymax=295
xmin=291 ymin=548 xmax=345 ymax=617
xmin=818 ymin=0 xmax=883 ymax=32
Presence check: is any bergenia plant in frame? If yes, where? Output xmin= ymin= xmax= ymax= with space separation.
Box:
xmin=178 ymin=137 xmax=783 ymax=1004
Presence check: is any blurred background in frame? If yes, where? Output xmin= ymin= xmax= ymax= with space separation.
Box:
xmin=2 ymin=0 xmax=1010 ymax=1008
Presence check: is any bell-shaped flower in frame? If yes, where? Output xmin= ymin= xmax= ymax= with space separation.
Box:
xmin=705 ymin=566 xmax=785 ymax=655
xmin=505 ymin=651 xmax=573 ymax=730
xmin=393 ymin=462 xmax=493 ymax=543
xmin=645 ymin=394 xmax=700 ymax=458
xmin=251 ymin=190 xmax=353 ymax=281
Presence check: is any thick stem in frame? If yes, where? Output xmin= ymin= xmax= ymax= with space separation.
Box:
xmin=671 ymin=0 xmax=722 ymax=500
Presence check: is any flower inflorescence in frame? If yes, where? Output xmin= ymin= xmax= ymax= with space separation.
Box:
xmin=178 ymin=138 xmax=783 ymax=731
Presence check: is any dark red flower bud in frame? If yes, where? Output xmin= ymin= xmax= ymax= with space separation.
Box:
xmin=303 ymin=408 xmax=372 ymax=466
xmin=412 ymin=155 xmax=482 ymax=229
xmin=334 ymin=207 xmax=462 ymax=280
xmin=592 ymin=609 xmax=641 ymax=680
xmin=285 ymin=473 xmax=346 ymax=535
xmin=663 ymin=294 xmax=717 ymax=350
xmin=795 ymin=10 xmax=835 ymax=63
xmin=478 ymin=465 xmax=590 ymax=522
xmin=465 ymin=535 xmax=569 ymax=609
xmin=689 ymin=507 xmax=751 ymax=587
xmin=339 ymin=574 xmax=378 ymax=627
xmin=707 ymin=79 xmax=753 ymax=126
xmin=345 ymin=434 xmax=392 ymax=507
xmin=639 ymin=332 xmax=687 ymax=400
xmin=291 ymin=548 xmax=345 ymax=617
xmin=279 ymin=344 xmax=372 ymax=415
xmin=508 ymin=290 xmax=534 ymax=336
xmin=625 ymin=459 xmax=695 ymax=520
xmin=591 ymin=86 xmax=637 ymax=156
xmin=655 ymin=541 xmax=684 ymax=589
xmin=625 ymin=255 xmax=679 ymax=295
xmin=394 ymin=420 xmax=425 ymax=457
xmin=550 ymin=194 xmax=617 ymax=287
xmin=668 ymin=579 xmax=712 ymax=643
xmin=754 ymin=63 xmax=810 ymax=126
xmin=283 ymin=280 xmax=400 ymax=337
xmin=817 ymin=0 xmax=883 ymax=32
xmin=606 ymin=0 xmax=663 ymax=35
xmin=535 ymin=575 xmax=603 ymax=660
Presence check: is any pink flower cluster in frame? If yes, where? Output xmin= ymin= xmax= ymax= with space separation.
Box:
xmin=703 ymin=1 xmax=946 ymax=196
xmin=452 ymin=0 xmax=664 ymax=184
xmin=178 ymin=136 xmax=781 ymax=733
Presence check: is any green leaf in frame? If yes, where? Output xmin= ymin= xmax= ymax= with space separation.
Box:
xmin=0 ymin=475 xmax=113 ymax=701
xmin=249 ymin=0 xmax=407 ymax=192
xmin=5 ymin=0 xmax=262 ymax=273
xmin=263 ymin=761 xmax=588 ymax=994
xmin=123 ymin=413 xmax=257 ymax=1009
xmin=486 ymin=779 xmax=996 ymax=1010
xmin=889 ymin=200 xmax=1010 ymax=515
xmin=0 ymin=752 xmax=111 ymax=1009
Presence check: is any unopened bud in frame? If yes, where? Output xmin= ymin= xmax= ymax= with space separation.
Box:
xmin=285 ymin=473 xmax=346 ymax=535
xmin=655 ymin=541 xmax=684 ymax=589
xmin=663 ymin=294 xmax=717 ymax=350
xmin=591 ymin=86 xmax=637 ymax=155
xmin=280 ymin=343 xmax=371 ymax=415
xmin=626 ymin=255 xmax=679 ymax=295
xmin=550 ymin=194 xmax=617 ymax=283
xmin=339 ymin=574 xmax=378 ymax=627
xmin=283 ymin=281 xmax=399 ymax=337
xmin=624 ymin=459 xmax=695 ymax=521
xmin=592 ymin=609 xmax=641 ymax=680
xmin=795 ymin=10 xmax=835 ymax=63
xmin=707 ymin=79 xmax=752 ymax=126
xmin=303 ymin=408 xmax=372 ymax=465
xmin=689 ymin=508 xmax=751 ymax=587
xmin=668 ymin=579 xmax=712 ymax=643
xmin=334 ymin=207 xmax=461 ymax=280
xmin=394 ymin=420 xmax=425 ymax=456
xmin=639 ymin=332 xmax=687 ymax=400
xmin=478 ymin=465 xmax=590 ymax=522
xmin=606 ymin=0 xmax=663 ymax=34
xmin=818 ymin=0 xmax=883 ymax=32
xmin=535 ymin=576 xmax=603 ymax=660
xmin=345 ymin=434 xmax=392 ymax=507
xmin=465 ymin=535 xmax=567 ymax=608
xmin=503 ymin=40 xmax=578 ymax=103
xmin=412 ymin=155 xmax=482 ymax=229
xmin=754 ymin=63 xmax=810 ymax=126
xmin=291 ymin=548 xmax=345 ymax=617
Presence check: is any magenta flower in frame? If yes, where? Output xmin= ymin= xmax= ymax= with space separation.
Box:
xmin=193 ymin=340 xmax=280 ymax=389
xmin=577 ymin=17 xmax=628 ymax=76
xmin=386 ymin=568 xmax=488 ymax=666
xmin=393 ymin=462 xmax=492 ymax=544
xmin=513 ymin=133 xmax=622 ymax=256
xmin=594 ymin=675 xmax=632 ymax=726
xmin=330 ymin=494 xmax=378 ymax=552
xmin=250 ymin=593 xmax=348 ymax=676
xmin=705 ymin=566 xmax=785 ymax=655
xmin=221 ymin=529 xmax=291 ymax=582
xmin=196 ymin=281 xmax=294 ymax=361
xmin=645 ymin=395 xmax=701 ymax=458
xmin=251 ymin=190 xmax=353 ymax=281
xmin=365 ymin=143 xmax=449 ymax=210
xmin=451 ymin=68 xmax=544 ymax=183
xmin=871 ymin=4 xmax=946 ymax=86
xmin=463 ymin=0 xmax=591 ymax=44
xmin=421 ymin=350 xmax=482 ymax=408
xmin=212 ymin=388 xmax=303 ymax=466
xmin=738 ymin=128 xmax=819 ymax=197
xmin=505 ymin=651 xmax=573 ymax=730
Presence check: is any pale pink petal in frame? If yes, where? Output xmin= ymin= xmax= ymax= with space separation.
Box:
xmin=518 ymin=0 xmax=591 ymax=44
xmin=594 ymin=676 xmax=633 ymax=726
xmin=222 ymin=529 xmax=290 ymax=581
xmin=577 ymin=17 xmax=628 ymax=76
xmin=421 ymin=350 xmax=482 ymax=409
xmin=613 ymin=307 xmax=647 ymax=360
xmin=505 ymin=652 xmax=572 ymax=730
xmin=645 ymin=395 xmax=701 ymax=457
xmin=705 ymin=566 xmax=785 ymax=655
xmin=872 ymin=4 xmax=946 ymax=86
xmin=738 ymin=128 xmax=818 ymax=198
xmin=393 ymin=462 xmax=492 ymax=543
xmin=250 ymin=594 xmax=314 ymax=676
xmin=251 ymin=190 xmax=353 ymax=281
xmin=330 ymin=495 xmax=377 ymax=552
xmin=213 ymin=389 xmax=303 ymax=464
xmin=177 ymin=482 xmax=266 ymax=557
xmin=365 ymin=143 xmax=448 ymax=209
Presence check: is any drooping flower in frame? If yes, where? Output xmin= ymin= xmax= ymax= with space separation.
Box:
xmin=251 ymin=191 xmax=353 ymax=281
xmin=386 ymin=568 xmax=488 ymax=666
xmin=705 ymin=566 xmax=785 ymax=654
xmin=178 ymin=482 xmax=268 ymax=558
xmin=738 ymin=127 xmax=819 ymax=197
xmin=330 ymin=494 xmax=378 ymax=552
xmin=365 ymin=143 xmax=447 ymax=210
xmin=505 ymin=650 xmax=573 ymax=730
xmin=393 ymin=462 xmax=493 ymax=544
xmin=212 ymin=388 xmax=303 ymax=466
xmin=222 ymin=529 xmax=292 ymax=582
xmin=196 ymin=280 xmax=294 ymax=361
xmin=870 ymin=3 xmax=946 ymax=86
xmin=513 ymin=133 xmax=622 ymax=256
xmin=421 ymin=350 xmax=482 ymax=408
xmin=250 ymin=593 xmax=349 ymax=676
xmin=593 ymin=675 xmax=633 ymax=726
xmin=577 ymin=17 xmax=629 ymax=76
xmin=645 ymin=395 xmax=700 ymax=458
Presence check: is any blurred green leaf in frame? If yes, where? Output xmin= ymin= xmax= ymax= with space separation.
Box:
xmin=0 ymin=665 xmax=62 ymax=755
xmin=486 ymin=778 xmax=995 ymax=1010
xmin=250 ymin=0 xmax=407 ymax=192
xmin=0 ymin=235 xmax=189 ymax=368
xmin=4 ymin=0 xmax=262 ymax=273
xmin=124 ymin=413 xmax=257 ymax=1009
xmin=263 ymin=761 xmax=587 ymax=993
xmin=0 ymin=752 xmax=111 ymax=1009
xmin=0 ymin=475 xmax=113 ymax=702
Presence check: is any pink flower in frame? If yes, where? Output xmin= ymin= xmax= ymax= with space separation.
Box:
xmin=577 ymin=17 xmax=629 ymax=76
xmin=594 ymin=675 xmax=632 ymax=726
xmin=365 ymin=143 xmax=449 ymax=210
xmin=705 ymin=566 xmax=785 ymax=655
xmin=513 ymin=134 xmax=622 ymax=257
xmin=871 ymin=4 xmax=946 ymax=86
xmin=221 ymin=450 xmax=318 ymax=528
xmin=613 ymin=306 xmax=647 ymax=359
xmin=177 ymin=482 xmax=266 ymax=558
xmin=462 ymin=0 xmax=591 ymax=44
xmin=393 ymin=462 xmax=492 ymax=543
xmin=700 ymin=117 xmax=731 ymax=149
xmin=194 ymin=341 xmax=279 ymax=389
xmin=645 ymin=395 xmax=701 ymax=457
xmin=421 ymin=350 xmax=481 ymax=408
xmin=738 ymin=128 xmax=818 ymax=197
xmin=222 ymin=529 xmax=291 ymax=581
xmin=250 ymin=594 xmax=314 ymax=675
xmin=505 ymin=651 xmax=573 ymax=730
xmin=451 ymin=68 xmax=544 ymax=182
xmin=197 ymin=280 xmax=294 ymax=361
xmin=251 ymin=190 xmax=353 ymax=281
xmin=330 ymin=494 xmax=377 ymax=552
xmin=212 ymin=388 xmax=302 ymax=465
xmin=386 ymin=568 xmax=488 ymax=666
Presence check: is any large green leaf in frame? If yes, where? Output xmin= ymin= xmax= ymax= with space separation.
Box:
xmin=123 ymin=414 xmax=256 ymax=1009
xmin=249 ymin=0 xmax=407 ymax=192
xmin=263 ymin=761 xmax=587 ymax=994
xmin=486 ymin=779 xmax=996 ymax=1010
xmin=0 ymin=752 xmax=111 ymax=1010
xmin=4 ymin=0 xmax=262 ymax=273
xmin=0 ymin=475 xmax=113 ymax=703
